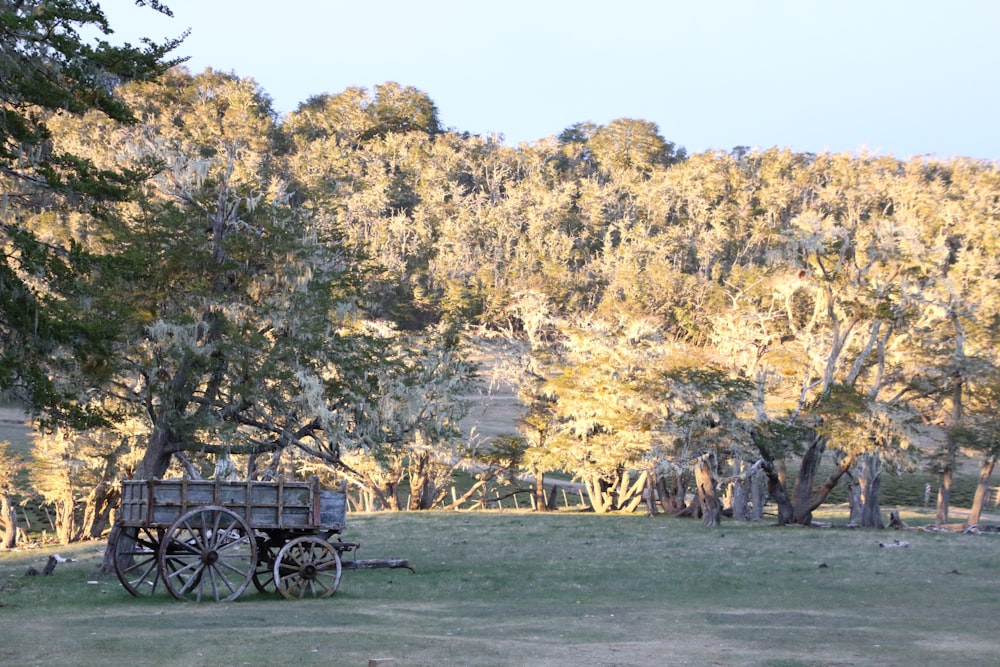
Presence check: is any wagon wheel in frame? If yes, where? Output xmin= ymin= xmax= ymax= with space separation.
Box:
xmin=158 ymin=505 xmax=257 ymax=602
xmin=110 ymin=525 xmax=163 ymax=597
xmin=273 ymin=535 xmax=343 ymax=599
xmin=252 ymin=532 xmax=282 ymax=593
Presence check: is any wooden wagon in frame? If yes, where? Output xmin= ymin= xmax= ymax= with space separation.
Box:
xmin=109 ymin=477 xmax=382 ymax=602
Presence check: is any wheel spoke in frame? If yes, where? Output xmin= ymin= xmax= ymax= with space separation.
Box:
xmin=253 ymin=534 xmax=279 ymax=594
xmin=216 ymin=558 xmax=252 ymax=579
xmin=207 ymin=565 xmax=223 ymax=600
xmin=121 ymin=557 xmax=158 ymax=588
xmin=112 ymin=526 xmax=164 ymax=596
xmin=274 ymin=536 xmax=342 ymax=599
xmin=169 ymin=562 xmax=202 ymax=596
xmin=209 ymin=511 xmax=223 ymax=548
xmin=160 ymin=506 xmax=256 ymax=602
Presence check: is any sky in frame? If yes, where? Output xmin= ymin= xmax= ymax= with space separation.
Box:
xmin=98 ymin=0 xmax=1000 ymax=161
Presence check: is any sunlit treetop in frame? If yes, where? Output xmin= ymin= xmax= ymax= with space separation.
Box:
xmin=0 ymin=0 xmax=187 ymax=198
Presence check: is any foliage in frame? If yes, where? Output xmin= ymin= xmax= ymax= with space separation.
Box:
xmin=5 ymin=0 xmax=1000 ymax=536
xmin=302 ymin=320 xmax=479 ymax=510
xmin=0 ymin=0 xmax=183 ymax=424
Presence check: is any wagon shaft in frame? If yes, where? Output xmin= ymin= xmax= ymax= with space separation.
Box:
xmin=343 ymin=558 xmax=414 ymax=572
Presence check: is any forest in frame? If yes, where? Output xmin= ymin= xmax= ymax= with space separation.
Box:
xmin=2 ymin=1 xmax=1000 ymax=550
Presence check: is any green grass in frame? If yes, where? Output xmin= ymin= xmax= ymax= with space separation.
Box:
xmin=2 ymin=511 xmax=999 ymax=666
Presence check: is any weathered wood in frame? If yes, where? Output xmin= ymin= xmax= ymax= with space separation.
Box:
xmin=343 ymin=559 xmax=414 ymax=572
xmin=118 ymin=478 xmax=346 ymax=532
xmin=111 ymin=477 xmax=413 ymax=602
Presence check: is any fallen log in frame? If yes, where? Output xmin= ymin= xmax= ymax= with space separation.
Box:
xmin=343 ymin=558 xmax=414 ymax=572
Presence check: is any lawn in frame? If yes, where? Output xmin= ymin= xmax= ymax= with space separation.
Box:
xmin=2 ymin=510 xmax=999 ymax=667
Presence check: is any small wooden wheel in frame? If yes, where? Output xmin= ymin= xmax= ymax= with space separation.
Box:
xmin=110 ymin=525 xmax=163 ymax=597
xmin=158 ymin=506 xmax=257 ymax=602
xmin=252 ymin=532 xmax=282 ymax=593
xmin=273 ymin=535 xmax=342 ymax=599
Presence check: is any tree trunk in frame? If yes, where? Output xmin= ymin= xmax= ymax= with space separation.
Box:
xmin=644 ymin=472 xmax=658 ymax=516
xmin=791 ymin=457 xmax=853 ymax=525
xmin=81 ymin=478 xmax=120 ymax=539
xmin=729 ymin=460 xmax=749 ymax=521
xmin=656 ymin=475 xmax=671 ymax=513
xmin=620 ymin=470 xmax=649 ymax=514
xmin=546 ymin=483 xmax=559 ymax=511
xmin=55 ymin=496 xmax=78 ymax=544
xmin=749 ymin=467 xmax=767 ymax=521
xmin=965 ymin=457 xmax=996 ymax=529
xmin=377 ymin=479 xmax=400 ymax=511
xmin=859 ymin=454 xmax=884 ymax=529
xmin=761 ymin=460 xmax=794 ymax=525
xmin=791 ymin=432 xmax=826 ymax=521
xmin=1 ymin=491 xmax=18 ymax=549
xmin=657 ymin=470 xmax=689 ymax=514
xmin=937 ymin=368 xmax=963 ymax=526
xmin=846 ymin=470 xmax=863 ymax=524
xmin=936 ymin=466 xmax=953 ymax=526
xmin=583 ymin=474 xmax=611 ymax=513
xmin=532 ymin=468 xmax=553 ymax=512
xmin=860 ymin=472 xmax=883 ymax=528
xmin=694 ymin=455 xmax=721 ymax=527
xmin=136 ymin=426 xmax=181 ymax=481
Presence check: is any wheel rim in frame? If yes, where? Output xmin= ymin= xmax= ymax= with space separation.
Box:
xmin=159 ymin=506 xmax=257 ymax=602
xmin=111 ymin=525 xmax=163 ymax=597
xmin=273 ymin=536 xmax=342 ymax=599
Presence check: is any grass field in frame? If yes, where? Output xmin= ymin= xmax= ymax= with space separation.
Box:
xmin=2 ymin=510 xmax=999 ymax=667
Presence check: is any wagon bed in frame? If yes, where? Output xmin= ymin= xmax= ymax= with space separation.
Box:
xmin=119 ymin=477 xmax=346 ymax=532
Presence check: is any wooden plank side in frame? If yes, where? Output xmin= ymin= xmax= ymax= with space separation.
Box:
xmin=117 ymin=479 xmax=321 ymax=530
xmin=319 ymin=492 xmax=347 ymax=531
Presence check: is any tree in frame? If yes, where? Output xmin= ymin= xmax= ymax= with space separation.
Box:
xmin=0 ymin=0 xmax=184 ymax=423
xmin=706 ymin=152 xmax=921 ymax=525
xmin=587 ymin=118 xmax=684 ymax=177
xmin=516 ymin=309 xmax=754 ymax=515
xmin=284 ymin=83 xmax=445 ymax=327
xmin=310 ymin=320 xmax=478 ymax=510
xmin=854 ymin=157 xmax=1000 ymax=526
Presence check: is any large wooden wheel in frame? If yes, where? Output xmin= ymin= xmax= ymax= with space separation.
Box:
xmin=273 ymin=535 xmax=342 ymax=599
xmin=158 ymin=506 xmax=257 ymax=602
xmin=110 ymin=525 xmax=163 ymax=597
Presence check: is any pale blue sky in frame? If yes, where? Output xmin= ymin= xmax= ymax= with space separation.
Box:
xmin=100 ymin=0 xmax=999 ymax=161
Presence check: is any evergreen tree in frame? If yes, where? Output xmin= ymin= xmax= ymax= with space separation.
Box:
xmin=0 ymin=0 xmax=183 ymax=423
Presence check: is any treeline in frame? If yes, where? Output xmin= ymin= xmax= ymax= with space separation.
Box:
xmin=4 ymin=59 xmax=1000 ymax=545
